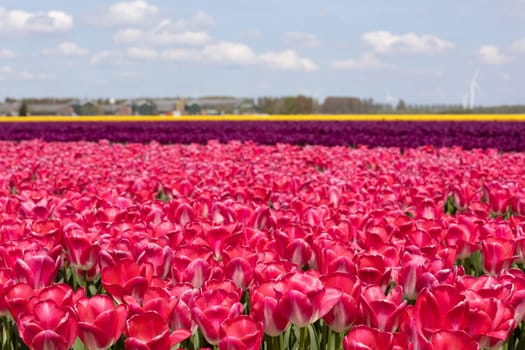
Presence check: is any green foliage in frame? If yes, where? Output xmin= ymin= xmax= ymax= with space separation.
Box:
xmin=444 ymin=194 xmax=458 ymax=215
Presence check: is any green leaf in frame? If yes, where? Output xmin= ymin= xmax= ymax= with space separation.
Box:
xmin=71 ymin=337 xmax=86 ymax=350
xmin=444 ymin=194 xmax=458 ymax=215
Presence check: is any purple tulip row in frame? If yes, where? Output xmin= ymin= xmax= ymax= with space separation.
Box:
xmin=1 ymin=121 xmax=525 ymax=151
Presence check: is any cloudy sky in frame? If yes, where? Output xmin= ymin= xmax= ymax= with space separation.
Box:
xmin=0 ymin=0 xmax=524 ymax=105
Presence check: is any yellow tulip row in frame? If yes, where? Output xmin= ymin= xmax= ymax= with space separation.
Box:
xmin=0 ymin=114 xmax=525 ymax=123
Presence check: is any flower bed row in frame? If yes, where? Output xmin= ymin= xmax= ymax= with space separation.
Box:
xmin=1 ymin=120 xmax=525 ymax=151
xmin=1 ymin=140 xmax=525 ymax=349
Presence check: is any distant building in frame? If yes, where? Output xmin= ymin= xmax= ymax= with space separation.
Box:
xmin=27 ymin=104 xmax=75 ymax=116
xmin=0 ymin=103 xmax=21 ymax=116
xmin=185 ymin=96 xmax=256 ymax=115
xmin=154 ymin=98 xmax=179 ymax=115
xmin=99 ymin=101 xmax=132 ymax=115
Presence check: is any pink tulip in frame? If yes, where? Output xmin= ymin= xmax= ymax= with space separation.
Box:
xmin=343 ymin=325 xmax=395 ymax=350
xmin=360 ymin=285 xmax=407 ymax=332
xmin=101 ymin=258 xmax=152 ymax=303
xmin=63 ymin=224 xmax=101 ymax=271
xmin=125 ymin=311 xmax=191 ymax=350
xmin=464 ymin=291 xmax=516 ymax=349
xmin=13 ymin=252 xmax=61 ymax=289
xmin=75 ymin=295 xmax=128 ymax=350
xmin=414 ymin=285 xmax=469 ymax=338
xmin=17 ymin=300 xmax=78 ymax=350
xmin=218 ymin=316 xmax=263 ymax=350
xmin=481 ymin=238 xmax=516 ymax=275
xmin=4 ymin=283 xmax=35 ymax=321
xmin=430 ymin=330 xmax=480 ymax=350
xmin=250 ymin=281 xmax=290 ymax=336
xmin=0 ymin=267 xmax=14 ymax=315
xmin=192 ymin=289 xmax=244 ymax=345
xmin=277 ymin=271 xmax=340 ymax=327
xmin=321 ymin=273 xmax=361 ymax=332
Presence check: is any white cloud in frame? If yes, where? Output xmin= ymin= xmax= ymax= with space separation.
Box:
xmin=126 ymin=47 xmax=158 ymax=60
xmin=166 ymin=11 xmax=216 ymax=32
xmin=259 ymin=50 xmax=318 ymax=71
xmin=0 ymin=7 xmax=73 ymax=35
xmin=160 ymin=48 xmax=194 ymax=61
xmin=201 ymin=42 xmax=258 ymax=65
xmin=362 ymin=31 xmax=454 ymax=54
xmin=0 ymin=48 xmax=15 ymax=59
xmin=114 ymin=27 xmax=211 ymax=46
xmin=0 ymin=65 xmax=12 ymax=74
xmin=478 ymin=45 xmax=511 ymax=64
xmin=283 ymin=31 xmax=322 ymax=48
xmin=90 ymin=51 xmax=127 ymax=66
xmin=42 ymin=42 xmax=89 ymax=56
xmin=108 ymin=1 xmax=157 ymax=25
xmin=18 ymin=72 xmax=53 ymax=80
xmin=332 ymin=53 xmax=396 ymax=70
xmin=158 ymin=42 xmax=317 ymax=72
xmin=511 ymin=37 xmax=525 ymax=53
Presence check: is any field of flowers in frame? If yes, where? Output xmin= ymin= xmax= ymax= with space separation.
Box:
xmin=1 ymin=136 xmax=525 ymax=350
xmin=1 ymin=115 xmax=525 ymax=151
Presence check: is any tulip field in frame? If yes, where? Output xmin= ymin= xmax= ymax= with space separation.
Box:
xmin=2 ymin=118 xmax=525 ymax=349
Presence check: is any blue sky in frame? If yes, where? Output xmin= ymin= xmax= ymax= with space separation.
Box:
xmin=0 ymin=0 xmax=524 ymax=105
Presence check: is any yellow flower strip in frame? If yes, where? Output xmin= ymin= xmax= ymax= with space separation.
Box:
xmin=1 ymin=114 xmax=525 ymax=123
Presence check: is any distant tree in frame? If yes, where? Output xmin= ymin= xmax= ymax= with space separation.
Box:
xmin=295 ymin=95 xmax=315 ymax=114
xmin=79 ymin=102 xmax=100 ymax=116
xmin=396 ymin=99 xmax=407 ymax=112
xmin=19 ymin=102 xmax=28 ymax=116
xmin=186 ymin=103 xmax=201 ymax=115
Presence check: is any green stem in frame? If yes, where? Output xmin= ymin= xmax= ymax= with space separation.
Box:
xmin=327 ymin=329 xmax=335 ymax=350
xmin=321 ymin=323 xmax=329 ymax=349
xmin=335 ymin=332 xmax=343 ymax=350
xmin=298 ymin=326 xmax=308 ymax=350
xmin=71 ymin=266 xmax=79 ymax=290
xmin=1 ymin=317 xmax=8 ymax=349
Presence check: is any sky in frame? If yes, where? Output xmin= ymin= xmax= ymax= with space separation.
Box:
xmin=0 ymin=0 xmax=524 ymax=105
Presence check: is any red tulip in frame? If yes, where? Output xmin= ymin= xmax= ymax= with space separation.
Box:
xmin=75 ymin=295 xmax=127 ymax=350
xmin=250 ymin=281 xmax=290 ymax=336
xmin=360 ymin=285 xmax=407 ymax=332
xmin=343 ymin=325 xmax=395 ymax=350
xmin=223 ymin=256 xmax=254 ymax=289
xmin=481 ymin=238 xmax=516 ymax=275
xmin=464 ymin=291 xmax=516 ymax=349
xmin=0 ymin=267 xmax=14 ymax=315
xmin=63 ymin=224 xmax=101 ymax=271
xmin=167 ymin=283 xmax=200 ymax=333
xmin=17 ymin=300 xmax=78 ymax=350
xmin=398 ymin=254 xmax=428 ymax=301
xmin=13 ymin=252 xmax=61 ymax=289
xmin=321 ymin=273 xmax=361 ymax=332
xmin=192 ymin=289 xmax=244 ymax=345
xmin=125 ymin=311 xmax=191 ymax=350
xmin=430 ymin=330 xmax=479 ymax=350
xmin=218 ymin=316 xmax=263 ymax=350
xmin=124 ymin=286 xmax=177 ymax=324
xmin=356 ymin=254 xmax=391 ymax=291
xmin=101 ymin=258 xmax=152 ymax=303
xmin=4 ymin=283 xmax=35 ymax=321
xmin=136 ymin=243 xmax=173 ymax=280
xmin=277 ymin=271 xmax=340 ymax=327
xmin=414 ymin=285 xmax=469 ymax=338
xmin=444 ymin=218 xmax=480 ymax=260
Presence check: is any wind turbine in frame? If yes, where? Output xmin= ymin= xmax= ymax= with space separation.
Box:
xmin=468 ymin=70 xmax=480 ymax=109
xmin=462 ymin=94 xmax=469 ymax=109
